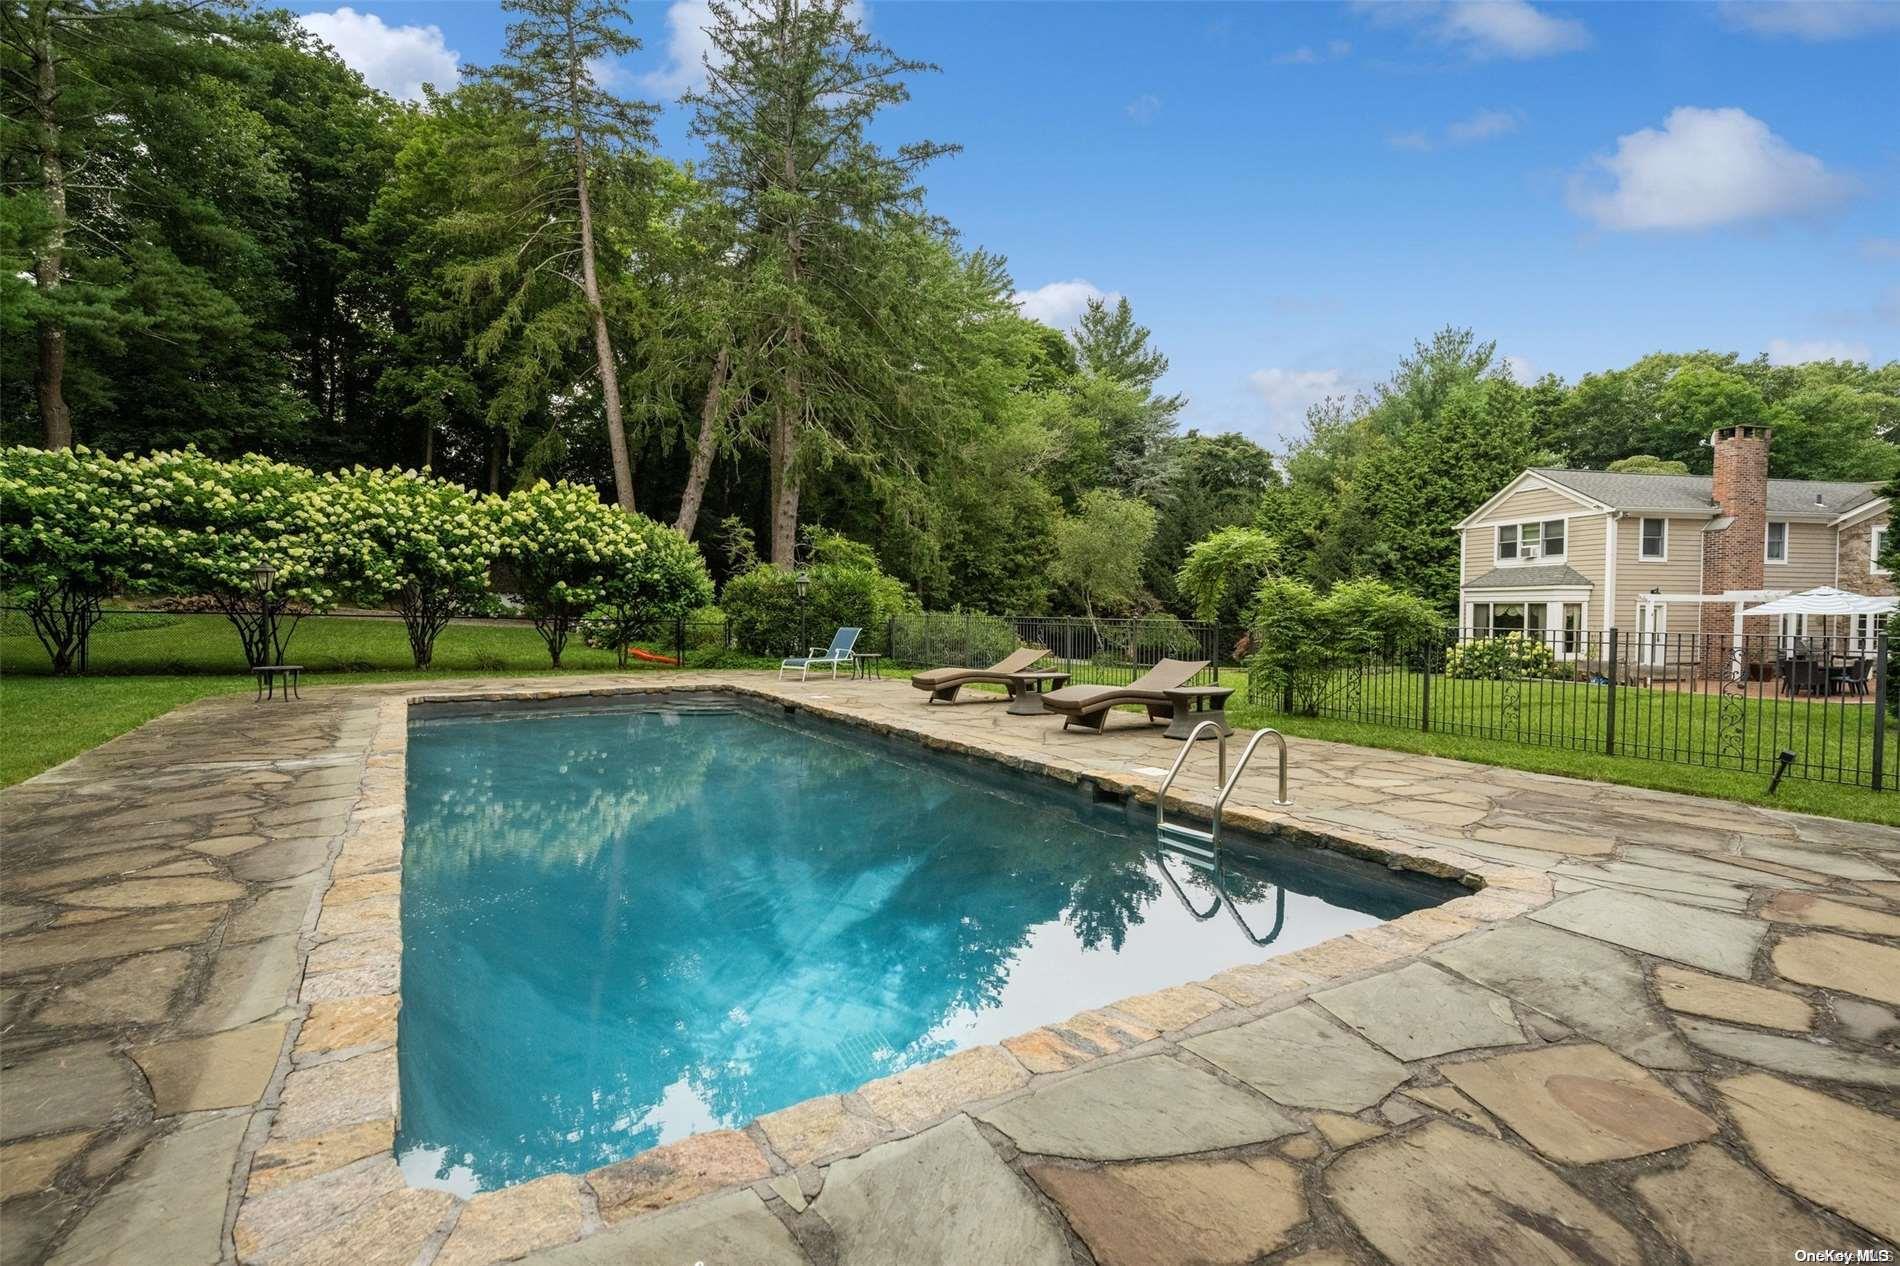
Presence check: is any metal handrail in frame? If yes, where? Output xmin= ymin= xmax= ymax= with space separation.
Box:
xmin=1154 ymin=722 xmax=1293 ymax=862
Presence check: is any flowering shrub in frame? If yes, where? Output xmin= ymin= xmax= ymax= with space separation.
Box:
xmin=722 ymin=555 xmax=915 ymax=657
xmin=494 ymin=480 xmax=711 ymax=668
xmin=320 ymin=467 xmax=500 ymax=667
xmin=0 ymin=447 xmax=138 ymax=673
xmin=1445 ymin=632 xmax=1559 ymax=681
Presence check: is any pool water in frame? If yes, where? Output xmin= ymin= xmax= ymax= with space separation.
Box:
xmin=397 ymin=701 xmax=1449 ymax=1192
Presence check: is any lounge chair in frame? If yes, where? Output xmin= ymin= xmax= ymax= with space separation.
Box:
xmin=909 ymin=647 xmax=1049 ymax=704
xmin=779 ymin=628 xmax=861 ymax=682
xmin=1040 ymin=658 xmax=1210 ymax=733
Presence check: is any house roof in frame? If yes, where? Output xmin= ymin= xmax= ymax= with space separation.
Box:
xmin=1530 ymin=469 xmax=1883 ymax=519
xmin=1464 ymin=564 xmax=1593 ymax=591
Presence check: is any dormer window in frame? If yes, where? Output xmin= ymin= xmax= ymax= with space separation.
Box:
xmin=1498 ymin=519 xmax=1565 ymax=563
xmin=1765 ymin=521 xmax=1788 ymax=564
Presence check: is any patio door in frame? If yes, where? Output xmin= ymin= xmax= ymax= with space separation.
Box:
xmin=1636 ymin=603 xmax=1667 ymax=668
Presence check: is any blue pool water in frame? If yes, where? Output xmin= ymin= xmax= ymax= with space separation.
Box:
xmin=398 ymin=701 xmax=1449 ymax=1192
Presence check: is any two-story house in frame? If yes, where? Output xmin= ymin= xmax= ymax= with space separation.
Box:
xmin=1455 ymin=425 xmax=1890 ymax=664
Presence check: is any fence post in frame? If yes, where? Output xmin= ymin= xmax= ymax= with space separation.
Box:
xmin=1604 ymin=629 xmax=1619 ymax=757
xmin=1874 ymin=631 xmax=1889 ymax=792
xmin=964 ymin=611 xmax=972 ymax=667
xmin=1212 ymin=621 xmax=1220 ymax=684
xmin=674 ymin=616 xmax=685 ymax=669
xmin=1420 ymin=640 xmax=1432 ymax=733
xmin=886 ymin=615 xmax=896 ymax=658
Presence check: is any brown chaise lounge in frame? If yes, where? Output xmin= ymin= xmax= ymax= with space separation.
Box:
xmin=910 ymin=647 xmax=1049 ymax=704
xmin=1040 ymin=658 xmax=1209 ymax=733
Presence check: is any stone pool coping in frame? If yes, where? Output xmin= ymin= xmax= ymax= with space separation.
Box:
xmin=236 ymin=678 xmax=1555 ymax=1264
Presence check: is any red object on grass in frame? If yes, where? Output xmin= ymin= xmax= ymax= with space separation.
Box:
xmin=628 ymin=646 xmax=680 ymax=666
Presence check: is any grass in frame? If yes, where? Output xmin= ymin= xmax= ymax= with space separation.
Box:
xmin=3 ymin=614 xmax=1892 ymax=824
xmin=0 ymin=610 xmax=771 ymax=787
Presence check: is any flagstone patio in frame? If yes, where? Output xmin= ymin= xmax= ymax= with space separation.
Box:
xmin=2 ymin=671 xmax=1896 ymax=1265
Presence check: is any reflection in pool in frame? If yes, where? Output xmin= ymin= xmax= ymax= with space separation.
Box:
xmin=397 ymin=702 xmax=1451 ymax=1192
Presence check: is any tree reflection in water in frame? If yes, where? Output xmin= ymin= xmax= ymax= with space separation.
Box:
xmin=396 ymin=705 xmax=1444 ymax=1192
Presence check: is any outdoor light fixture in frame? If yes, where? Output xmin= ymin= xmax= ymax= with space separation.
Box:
xmin=253 ymin=562 xmax=278 ymax=593
xmin=794 ymin=570 xmax=810 ymax=599
xmin=1767 ymin=749 xmax=1797 ymax=796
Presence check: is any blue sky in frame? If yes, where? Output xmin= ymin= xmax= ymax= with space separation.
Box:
xmin=287 ymin=0 xmax=1900 ymax=447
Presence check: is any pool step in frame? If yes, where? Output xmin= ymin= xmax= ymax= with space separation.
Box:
xmin=1156 ymin=822 xmax=1217 ymax=867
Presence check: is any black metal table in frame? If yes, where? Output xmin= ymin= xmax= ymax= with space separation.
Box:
xmin=253 ymin=664 xmax=304 ymax=702
xmin=1162 ymin=685 xmax=1234 ymax=739
xmin=1005 ymin=670 xmax=1072 ymax=715
xmin=852 ymin=652 xmax=885 ymax=681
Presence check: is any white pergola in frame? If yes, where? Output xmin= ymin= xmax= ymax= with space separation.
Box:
xmin=1633 ymin=588 xmax=1787 ymax=654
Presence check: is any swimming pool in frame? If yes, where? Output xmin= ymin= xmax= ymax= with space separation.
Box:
xmin=397 ymin=699 xmax=1452 ymax=1193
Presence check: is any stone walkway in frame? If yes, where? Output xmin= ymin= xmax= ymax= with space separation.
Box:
xmin=2 ymin=671 xmax=1897 ymax=1265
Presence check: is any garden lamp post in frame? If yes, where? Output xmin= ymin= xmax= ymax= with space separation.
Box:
xmin=795 ymin=569 xmax=810 ymax=658
xmin=253 ymin=562 xmax=279 ymax=667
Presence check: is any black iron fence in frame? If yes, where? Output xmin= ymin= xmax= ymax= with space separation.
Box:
xmin=1246 ymin=626 xmax=1892 ymax=791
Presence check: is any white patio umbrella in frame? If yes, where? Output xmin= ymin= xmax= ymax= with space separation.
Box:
xmin=1740 ymin=586 xmax=1897 ymax=618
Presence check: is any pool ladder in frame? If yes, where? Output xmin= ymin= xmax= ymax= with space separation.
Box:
xmin=1154 ymin=721 xmax=1292 ymax=868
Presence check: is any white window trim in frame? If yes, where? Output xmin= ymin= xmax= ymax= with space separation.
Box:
xmin=1493 ymin=515 xmax=1570 ymax=565
xmin=1873 ymin=525 xmax=1890 ymax=576
xmin=1637 ymin=517 xmax=1668 ymax=562
xmin=1764 ymin=520 xmax=1789 ymax=565
xmin=1463 ymin=593 xmax=1592 ymax=657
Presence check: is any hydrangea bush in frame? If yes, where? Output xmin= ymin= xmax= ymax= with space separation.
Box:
xmin=1444 ymin=632 xmax=1560 ymax=681
xmin=0 ymin=447 xmax=137 ymax=673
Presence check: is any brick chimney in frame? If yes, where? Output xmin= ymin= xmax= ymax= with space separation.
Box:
xmin=1700 ymin=424 xmax=1772 ymax=664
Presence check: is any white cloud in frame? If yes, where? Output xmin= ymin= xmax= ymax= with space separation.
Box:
xmin=1766 ymin=338 xmax=1870 ymax=365
xmin=1567 ymin=106 xmax=1855 ymax=231
xmin=1013 ymin=280 xmax=1116 ymax=330
xmin=1272 ymin=38 xmax=1352 ymax=65
xmin=1501 ymin=353 xmax=1541 ymax=383
xmin=298 ymin=7 xmax=458 ymax=101
xmin=1446 ymin=107 xmax=1522 ymax=143
xmin=642 ymin=0 xmax=719 ymax=96
xmin=1247 ymin=368 xmax=1350 ymax=431
xmin=1718 ymin=0 xmax=1900 ymax=40
xmin=1389 ymin=107 xmax=1522 ymax=151
xmin=1126 ymin=93 xmax=1162 ymax=123
xmin=1356 ymin=0 xmax=1590 ymax=60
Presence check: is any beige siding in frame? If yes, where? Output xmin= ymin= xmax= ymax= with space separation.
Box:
xmin=1767 ymin=520 xmax=1835 ymax=591
xmin=1471 ymin=485 xmax=1588 ymax=525
xmin=1613 ymin=515 xmax=1703 ymax=633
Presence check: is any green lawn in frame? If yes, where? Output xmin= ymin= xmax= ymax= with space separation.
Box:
xmin=0 ymin=611 xmax=767 ymax=787
xmin=4 ymin=615 xmax=1893 ymax=825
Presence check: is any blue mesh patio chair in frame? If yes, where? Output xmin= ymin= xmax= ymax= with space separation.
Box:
xmin=779 ymin=628 xmax=861 ymax=682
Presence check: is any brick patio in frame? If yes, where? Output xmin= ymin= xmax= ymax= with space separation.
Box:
xmin=2 ymin=671 xmax=1896 ymax=1265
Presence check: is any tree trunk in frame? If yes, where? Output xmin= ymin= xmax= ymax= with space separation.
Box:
xmin=487 ymin=427 xmax=508 ymax=494
xmin=674 ymin=347 xmax=729 ymax=538
xmin=32 ymin=12 xmax=72 ymax=450
xmin=573 ymin=133 xmax=634 ymax=511
xmin=769 ymin=399 xmax=799 ymax=568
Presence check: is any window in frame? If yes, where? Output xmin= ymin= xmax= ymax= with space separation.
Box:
xmin=1562 ymin=603 xmax=1583 ymax=656
xmin=1874 ymin=526 xmax=1890 ymax=575
xmin=1639 ymin=518 xmax=1667 ymax=561
xmin=1779 ymin=613 xmax=1807 ymax=652
xmin=1765 ymin=521 xmax=1788 ymax=563
xmin=1470 ymin=603 xmax=1490 ymax=635
xmin=1491 ymin=603 xmax=1527 ymax=634
xmin=1496 ymin=518 xmax=1565 ymax=562
xmin=1852 ymin=613 xmax=1882 ymax=657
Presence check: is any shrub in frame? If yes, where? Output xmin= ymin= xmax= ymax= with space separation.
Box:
xmin=0 ymin=447 xmax=139 ymax=673
xmin=494 ymin=480 xmax=699 ymax=668
xmin=320 ymin=466 xmax=500 ymax=668
xmin=584 ymin=519 xmax=715 ymax=667
xmin=1175 ymin=526 xmax=1278 ymax=624
xmin=888 ymin=610 xmax=1021 ymax=668
xmin=1245 ymin=575 xmax=1447 ymax=711
xmin=1445 ymin=633 xmax=1559 ymax=681
xmin=720 ymin=541 xmax=916 ymax=657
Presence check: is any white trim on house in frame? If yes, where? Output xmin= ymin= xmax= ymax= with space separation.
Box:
xmin=1764 ymin=520 xmax=1790 ymax=565
xmin=1603 ymin=513 xmax=1619 ymax=634
xmin=1875 ymin=524 xmax=1891 ymax=577
xmin=1636 ymin=516 xmax=1668 ymax=562
xmin=1462 ymin=593 xmax=1593 ymax=657
xmin=1493 ymin=513 xmax=1572 ymax=565
xmin=1830 ymin=496 xmax=1890 ymax=530
xmin=1455 ymin=470 xmax=1608 ymax=530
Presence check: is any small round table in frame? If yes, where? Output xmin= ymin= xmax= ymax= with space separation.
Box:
xmin=851 ymin=652 xmax=885 ymax=681
xmin=1005 ymin=670 xmax=1072 ymax=715
xmin=253 ymin=665 xmax=304 ymax=702
xmin=1162 ymin=685 xmax=1233 ymax=739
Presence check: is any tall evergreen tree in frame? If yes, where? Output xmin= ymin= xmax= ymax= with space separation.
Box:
xmin=687 ymin=0 xmax=953 ymax=567
xmin=466 ymin=0 xmax=656 ymax=511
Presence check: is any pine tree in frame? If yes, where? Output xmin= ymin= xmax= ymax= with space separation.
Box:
xmin=687 ymin=0 xmax=954 ymax=567
xmin=466 ymin=0 xmax=657 ymax=511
